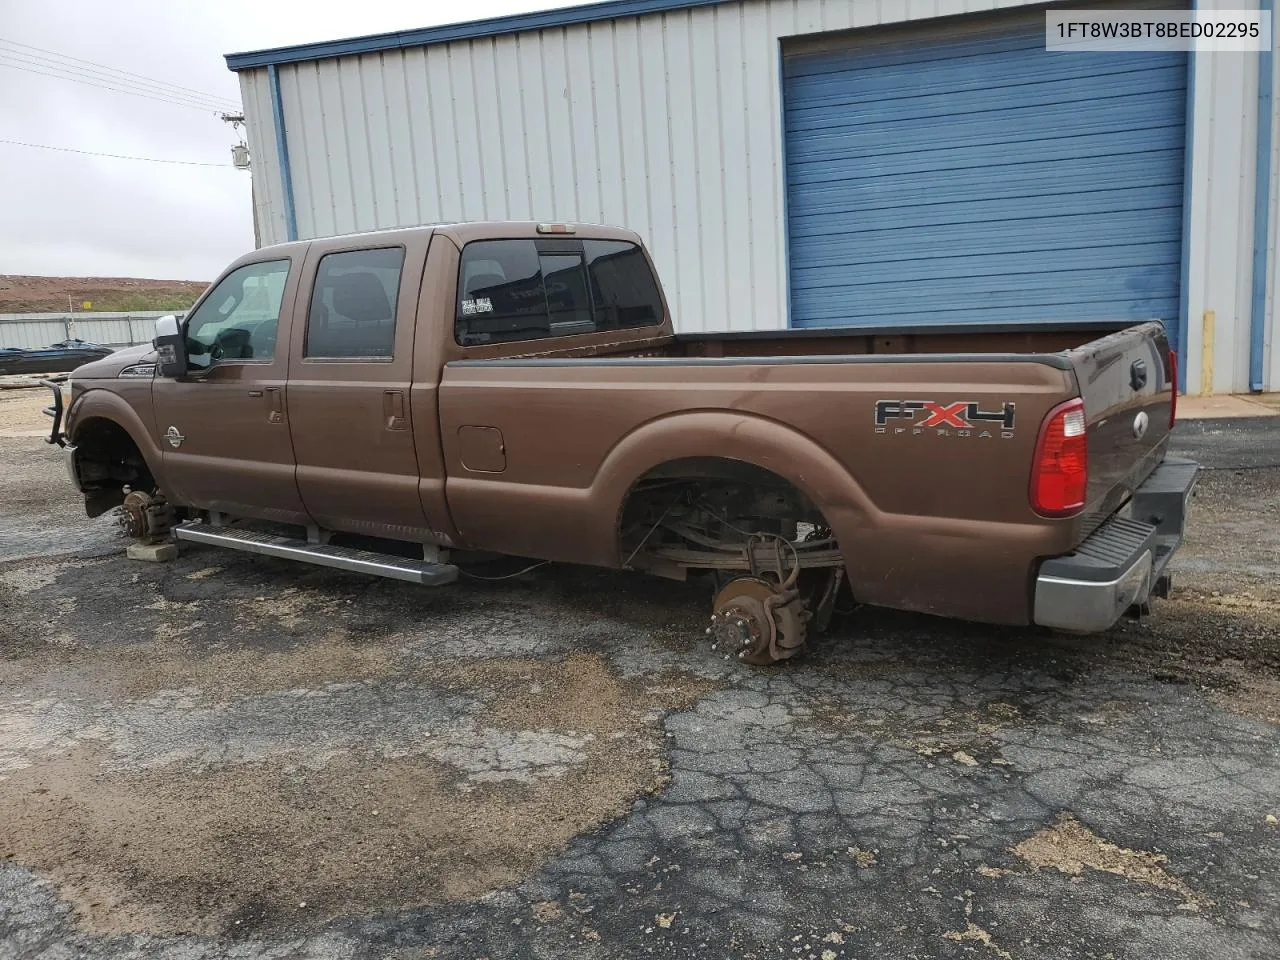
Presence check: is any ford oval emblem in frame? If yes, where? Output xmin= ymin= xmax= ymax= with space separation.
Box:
xmin=1132 ymin=411 xmax=1149 ymax=439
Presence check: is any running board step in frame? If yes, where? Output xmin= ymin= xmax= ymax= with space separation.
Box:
xmin=173 ymin=523 xmax=458 ymax=586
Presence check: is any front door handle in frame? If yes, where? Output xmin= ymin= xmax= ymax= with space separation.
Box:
xmin=265 ymin=387 xmax=284 ymax=424
xmin=383 ymin=390 xmax=408 ymax=431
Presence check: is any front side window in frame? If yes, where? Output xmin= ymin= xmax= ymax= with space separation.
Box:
xmin=456 ymin=239 xmax=663 ymax=346
xmin=306 ymin=247 xmax=405 ymax=359
xmin=185 ymin=259 xmax=290 ymax=370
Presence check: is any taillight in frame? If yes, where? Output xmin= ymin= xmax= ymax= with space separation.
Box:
xmin=1030 ymin=397 xmax=1088 ymax=516
xmin=1168 ymin=349 xmax=1178 ymax=428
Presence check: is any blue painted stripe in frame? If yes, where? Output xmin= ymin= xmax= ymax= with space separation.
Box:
xmin=267 ymin=64 xmax=298 ymax=243
xmin=1250 ymin=0 xmax=1274 ymax=392
xmin=225 ymin=0 xmax=728 ymax=70
xmin=783 ymin=20 xmax=1187 ymax=355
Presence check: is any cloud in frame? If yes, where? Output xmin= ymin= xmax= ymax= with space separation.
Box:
xmin=0 ymin=0 xmax=561 ymax=280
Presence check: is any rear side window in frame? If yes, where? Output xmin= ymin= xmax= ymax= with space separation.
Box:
xmin=306 ymin=247 xmax=405 ymax=359
xmin=456 ymin=239 xmax=663 ymax=346
xmin=584 ymin=240 xmax=664 ymax=330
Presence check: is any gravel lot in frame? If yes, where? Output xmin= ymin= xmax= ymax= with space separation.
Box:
xmin=1 ymin=391 xmax=1278 ymax=960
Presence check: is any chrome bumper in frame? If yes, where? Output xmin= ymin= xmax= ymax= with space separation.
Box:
xmin=63 ymin=443 xmax=83 ymax=493
xmin=1035 ymin=548 xmax=1154 ymax=633
xmin=1033 ymin=457 xmax=1198 ymax=633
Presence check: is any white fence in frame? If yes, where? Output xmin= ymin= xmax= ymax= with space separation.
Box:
xmin=0 ymin=311 xmax=174 ymax=350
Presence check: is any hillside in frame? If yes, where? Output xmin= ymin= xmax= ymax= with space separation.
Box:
xmin=0 ymin=275 xmax=209 ymax=314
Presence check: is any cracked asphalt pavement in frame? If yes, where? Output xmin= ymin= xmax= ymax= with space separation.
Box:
xmin=1 ymin=393 xmax=1278 ymax=959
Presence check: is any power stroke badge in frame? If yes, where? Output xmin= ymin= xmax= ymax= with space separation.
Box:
xmin=874 ymin=400 xmax=1016 ymax=438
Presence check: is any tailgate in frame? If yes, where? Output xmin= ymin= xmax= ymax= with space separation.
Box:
xmin=1063 ymin=321 xmax=1176 ymax=520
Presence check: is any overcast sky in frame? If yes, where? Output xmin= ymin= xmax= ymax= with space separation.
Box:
xmin=0 ymin=0 xmax=562 ymax=281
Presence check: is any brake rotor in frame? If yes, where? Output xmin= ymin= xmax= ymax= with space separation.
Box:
xmin=707 ymin=576 xmax=808 ymax=666
xmin=119 ymin=490 xmax=151 ymax=539
xmin=118 ymin=489 xmax=173 ymax=542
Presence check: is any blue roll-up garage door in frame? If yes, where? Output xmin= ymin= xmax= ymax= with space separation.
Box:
xmin=783 ymin=11 xmax=1188 ymax=355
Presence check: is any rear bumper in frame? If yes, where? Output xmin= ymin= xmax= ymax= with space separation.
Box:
xmin=1033 ymin=457 xmax=1199 ymax=633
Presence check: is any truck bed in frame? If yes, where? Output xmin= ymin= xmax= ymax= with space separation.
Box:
xmin=443 ymin=318 xmax=1177 ymax=625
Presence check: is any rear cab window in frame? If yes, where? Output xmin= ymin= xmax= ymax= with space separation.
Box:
xmin=306 ymin=247 xmax=406 ymax=360
xmin=455 ymin=238 xmax=663 ymax=346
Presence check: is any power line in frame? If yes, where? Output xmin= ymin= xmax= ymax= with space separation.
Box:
xmin=0 ymin=37 xmax=239 ymax=109
xmin=0 ymin=138 xmax=235 ymax=167
xmin=0 ymin=52 xmax=237 ymax=111
xmin=0 ymin=53 xmax=238 ymax=112
xmin=0 ymin=36 xmax=240 ymax=105
xmin=0 ymin=60 xmax=234 ymax=114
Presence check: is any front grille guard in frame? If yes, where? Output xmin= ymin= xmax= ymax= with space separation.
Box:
xmin=39 ymin=378 xmax=66 ymax=447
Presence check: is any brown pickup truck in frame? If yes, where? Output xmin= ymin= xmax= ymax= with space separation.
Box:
xmin=45 ymin=222 xmax=1197 ymax=664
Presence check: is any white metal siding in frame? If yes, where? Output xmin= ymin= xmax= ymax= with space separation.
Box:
xmin=238 ymin=69 xmax=287 ymax=246
xmin=1182 ymin=6 xmax=1262 ymax=395
xmin=238 ymin=0 xmax=1270 ymax=389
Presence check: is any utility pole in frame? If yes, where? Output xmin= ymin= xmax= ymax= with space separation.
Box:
xmin=221 ymin=111 xmax=259 ymax=247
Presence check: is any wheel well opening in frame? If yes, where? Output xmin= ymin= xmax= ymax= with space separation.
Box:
xmin=618 ymin=456 xmax=836 ymax=575
xmin=72 ymin=418 xmax=155 ymax=517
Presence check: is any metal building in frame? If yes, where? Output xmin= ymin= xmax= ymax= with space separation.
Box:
xmin=226 ymin=0 xmax=1280 ymax=394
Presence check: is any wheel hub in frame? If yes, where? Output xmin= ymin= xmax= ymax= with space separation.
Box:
xmin=707 ymin=576 xmax=807 ymax=666
xmin=119 ymin=489 xmax=174 ymax=542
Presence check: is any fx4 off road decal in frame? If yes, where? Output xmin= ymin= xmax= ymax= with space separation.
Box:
xmin=874 ymin=400 xmax=1016 ymax=438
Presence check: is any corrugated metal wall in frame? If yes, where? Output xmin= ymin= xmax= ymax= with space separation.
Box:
xmin=0 ymin=312 xmax=171 ymax=350
xmin=1184 ymin=16 xmax=1262 ymax=396
xmin=237 ymin=0 xmax=1271 ymax=390
xmin=244 ymin=0 xmax=1058 ymax=334
xmin=240 ymin=67 xmax=288 ymax=248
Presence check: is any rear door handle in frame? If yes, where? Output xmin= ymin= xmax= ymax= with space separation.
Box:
xmin=265 ymin=387 xmax=284 ymax=424
xmin=383 ymin=390 xmax=408 ymax=431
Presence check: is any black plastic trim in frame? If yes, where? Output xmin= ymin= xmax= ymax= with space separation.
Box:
xmin=1040 ymin=457 xmax=1198 ymax=583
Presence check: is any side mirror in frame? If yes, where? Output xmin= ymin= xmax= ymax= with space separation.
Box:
xmin=154 ymin=314 xmax=188 ymax=379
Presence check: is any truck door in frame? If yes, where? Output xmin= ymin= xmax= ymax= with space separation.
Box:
xmin=285 ymin=236 xmax=437 ymax=541
xmin=152 ymin=257 xmax=309 ymax=524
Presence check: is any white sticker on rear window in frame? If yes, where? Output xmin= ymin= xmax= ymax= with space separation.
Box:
xmin=461 ymin=298 xmax=478 ymax=316
xmin=475 ymin=297 xmax=493 ymax=313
